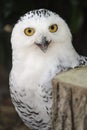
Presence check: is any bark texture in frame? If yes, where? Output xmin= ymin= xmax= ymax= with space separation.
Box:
xmin=52 ymin=66 xmax=87 ymax=130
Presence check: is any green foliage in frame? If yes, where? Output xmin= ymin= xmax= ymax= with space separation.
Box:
xmin=0 ymin=42 xmax=4 ymax=64
xmin=69 ymin=0 xmax=87 ymax=33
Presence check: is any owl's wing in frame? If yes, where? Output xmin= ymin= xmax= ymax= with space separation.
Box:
xmin=78 ymin=55 xmax=87 ymax=66
xmin=57 ymin=55 xmax=87 ymax=74
xmin=57 ymin=65 xmax=74 ymax=74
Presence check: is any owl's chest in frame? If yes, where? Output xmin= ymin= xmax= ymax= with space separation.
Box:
xmin=10 ymin=58 xmax=57 ymax=129
xmin=10 ymin=82 xmax=52 ymax=129
xmin=10 ymin=80 xmax=52 ymax=109
xmin=10 ymin=58 xmax=58 ymax=116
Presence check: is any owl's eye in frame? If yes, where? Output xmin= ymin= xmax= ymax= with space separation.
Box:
xmin=49 ymin=24 xmax=58 ymax=33
xmin=24 ymin=28 xmax=35 ymax=36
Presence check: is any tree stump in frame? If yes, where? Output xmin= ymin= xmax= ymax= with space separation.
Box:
xmin=52 ymin=66 xmax=87 ymax=130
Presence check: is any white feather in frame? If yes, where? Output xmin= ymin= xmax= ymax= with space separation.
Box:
xmin=10 ymin=9 xmax=87 ymax=130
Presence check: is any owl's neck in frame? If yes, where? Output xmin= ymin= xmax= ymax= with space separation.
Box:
xmin=12 ymin=42 xmax=79 ymax=72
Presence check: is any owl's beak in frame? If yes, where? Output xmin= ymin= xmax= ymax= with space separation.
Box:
xmin=35 ymin=37 xmax=51 ymax=52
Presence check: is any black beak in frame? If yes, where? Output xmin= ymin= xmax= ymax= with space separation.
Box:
xmin=35 ymin=37 xmax=51 ymax=52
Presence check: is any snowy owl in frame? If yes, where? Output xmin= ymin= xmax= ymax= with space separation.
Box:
xmin=9 ymin=9 xmax=87 ymax=130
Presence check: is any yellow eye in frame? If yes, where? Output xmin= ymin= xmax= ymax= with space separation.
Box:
xmin=49 ymin=24 xmax=58 ymax=33
xmin=24 ymin=28 xmax=35 ymax=36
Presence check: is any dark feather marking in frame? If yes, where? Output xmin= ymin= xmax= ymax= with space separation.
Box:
xmin=46 ymin=106 xmax=48 ymax=110
xmin=79 ymin=55 xmax=87 ymax=65
xmin=26 ymin=104 xmax=33 ymax=110
xmin=19 ymin=9 xmax=51 ymax=22
xmin=27 ymin=110 xmax=39 ymax=115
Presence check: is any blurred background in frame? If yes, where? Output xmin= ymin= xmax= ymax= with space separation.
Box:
xmin=0 ymin=0 xmax=87 ymax=130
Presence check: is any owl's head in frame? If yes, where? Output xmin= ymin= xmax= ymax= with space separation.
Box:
xmin=11 ymin=9 xmax=72 ymax=54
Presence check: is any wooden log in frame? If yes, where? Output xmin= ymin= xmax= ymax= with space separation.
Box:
xmin=52 ymin=66 xmax=87 ymax=130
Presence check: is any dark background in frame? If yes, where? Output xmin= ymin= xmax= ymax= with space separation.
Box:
xmin=0 ymin=0 xmax=87 ymax=129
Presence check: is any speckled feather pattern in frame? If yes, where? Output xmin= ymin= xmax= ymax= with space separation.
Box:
xmin=19 ymin=9 xmax=53 ymax=21
xmin=10 ymin=9 xmax=87 ymax=130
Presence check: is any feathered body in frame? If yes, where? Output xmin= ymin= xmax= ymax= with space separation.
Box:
xmin=10 ymin=9 xmax=87 ymax=130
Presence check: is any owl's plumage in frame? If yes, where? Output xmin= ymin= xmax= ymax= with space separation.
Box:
xmin=10 ymin=9 xmax=87 ymax=130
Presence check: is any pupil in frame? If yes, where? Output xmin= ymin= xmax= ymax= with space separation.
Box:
xmin=51 ymin=25 xmax=54 ymax=30
xmin=28 ymin=29 xmax=32 ymax=33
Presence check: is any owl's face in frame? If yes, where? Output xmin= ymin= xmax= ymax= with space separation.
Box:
xmin=11 ymin=9 xmax=72 ymax=54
